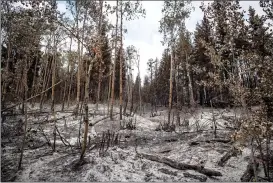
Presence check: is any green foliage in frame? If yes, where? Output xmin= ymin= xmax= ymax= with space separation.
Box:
xmin=159 ymin=0 xmax=192 ymax=46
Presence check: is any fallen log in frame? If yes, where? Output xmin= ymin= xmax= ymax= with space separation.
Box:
xmin=55 ymin=126 xmax=72 ymax=150
xmin=89 ymin=113 xmax=118 ymax=126
xmin=89 ymin=116 xmax=110 ymax=126
xmin=217 ymin=147 xmax=239 ymax=167
xmin=33 ymin=114 xmax=73 ymax=125
xmin=209 ymin=139 xmax=231 ymax=143
xmin=183 ymin=172 xmax=207 ymax=182
xmin=159 ymin=149 xmax=172 ymax=154
xmin=189 ymin=139 xmax=231 ymax=146
xmin=158 ymin=168 xmax=177 ymax=176
xmin=165 ymin=138 xmax=178 ymax=142
xmin=3 ymin=111 xmax=49 ymax=116
xmin=56 ymin=110 xmax=75 ymax=113
xmin=240 ymin=162 xmax=259 ymax=182
xmin=28 ymin=142 xmax=47 ymax=150
xmin=139 ymin=153 xmax=222 ymax=177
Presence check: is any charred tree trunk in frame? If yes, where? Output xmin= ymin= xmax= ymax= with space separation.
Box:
xmin=123 ymin=87 xmax=128 ymax=115
xmin=119 ymin=1 xmax=123 ymax=121
xmin=175 ymin=55 xmax=180 ymax=126
xmin=75 ymin=1 xmax=81 ymax=116
xmin=18 ymin=63 xmax=28 ymax=170
xmin=186 ymin=53 xmax=195 ymax=107
xmin=67 ymin=61 xmax=74 ymax=108
xmin=110 ymin=0 xmax=119 ymax=120
xmin=39 ymin=45 xmax=51 ymax=111
xmin=129 ymin=63 xmax=134 ymax=115
xmin=61 ymin=77 xmax=68 ymax=111
xmin=107 ymin=66 xmax=112 ymax=115
xmin=130 ymin=92 xmax=134 ymax=116
xmin=96 ymin=0 xmax=104 ymax=111
xmin=80 ymin=49 xmax=92 ymax=162
xmin=30 ymin=54 xmax=39 ymax=107
xmin=62 ymin=37 xmax=72 ymax=111
xmin=137 ymin=53 xmax=142 ymax=115
xmin=52 ymin=42 xmax=57 ymax=152
xmin=168 ymin=48 xmax=174 ymax=124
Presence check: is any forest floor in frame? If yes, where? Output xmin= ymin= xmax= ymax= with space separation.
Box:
xmin=1 ymin=103 xmax=265 ymax=182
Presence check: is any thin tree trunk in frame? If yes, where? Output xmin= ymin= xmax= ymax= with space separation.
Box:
xmin=130 ymin=91 xmax=134 ymax=115
xmin=52 ymin=42 xmax=57 ymax=152
xmin=80 ymin=104 xmax=89 ymax=161
xmin=61 ymin=78 xmax=67 ymax=111
xmin=67 ymin=63 xmax=74 ymax=108
xmin=123 ymin=94 xmax=128 ymax=115
xmin=124 ymin=61 xmax=130 ymax=115
xmin=41 ymin=57 xmax=53 ymax=111
xmin=266 ymin=135 xmax=271 ymax=180
xmin=62 ymin=37 xmax=72 ymax=111
xmin=129 ymin=66 xmax=134 ymax=115
xmin=16 ymin=68 xmax=25 ymax=114
xmin=210 ymin=100 xmax=217 ymax=138
xmin=175 ymin=60 xmax=180 ymax=126
xmin=80 ymin=3 xmax=91 ymax=158
xmin=30 ymin=52 xmax=39 ymax=107
xmin=75 ymin=1 xmax=81 ymax=115
xmin=110 ymin=0 xmax=119 ymax=120
xmin=150 ymin=61 xmax=153 ymax=116
xmin=168 ymin=48 xmax=174 ymax=124
xmin=123 ymin=72 xmax=128 ymax=114
xmin=39 ymin=46 xmax=50 ymax=111
xmin=185 ymin=54 xmax=195 ymax=107
xmin=44 ymin=58 xmax=53 ymax=102
xmin=119 ymin=1 xmax=123 ymax=120
xmin=51 ymin=3 xmax=58 ymax=151
xmin=97 ymin=65 xmax=102 ymax=108
xmin=137 ymin=52 xmax=142 ymax=115
xmin=107 ymin=69 xmax=112 ymax=115
xmin=96 ymin=0 xmax=104 ymax=111
xmin=18 ymin=63 xmax=28 ymax=170
xmin=80 ymin=54 xmax=92 ymax=162
xmin=15 ymin=69 xmax=22 ymax=96
xmin=250 ymin=138 xmax=258 ymax=181
xmin=155 ymin=58 xmax=158 ymax=112
xmin=108 ymin=34 xmax=115 ymax=115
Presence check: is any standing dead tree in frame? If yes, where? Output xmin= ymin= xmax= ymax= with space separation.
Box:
xmin=119 ymin=1 xmax=124 ymax=121
xmin=18 ymin=61 xmax=29 ymax=170
xmin=110 ymin=0 xmax=119 ymax=120
xmin=79 ymin=50 xmax=92 ymax=162
xmin=74 ymin=0 xmax=83 ymax=116
xmin=96 ymin=0 xmax=104 ymax=111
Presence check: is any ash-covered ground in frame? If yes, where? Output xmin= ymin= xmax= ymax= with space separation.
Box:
xmin=1 ymin=103 xmax=261 ymax=182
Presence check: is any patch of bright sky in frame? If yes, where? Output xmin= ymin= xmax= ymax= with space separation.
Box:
xmin=56 ymin=1 xmax=265 ymax=81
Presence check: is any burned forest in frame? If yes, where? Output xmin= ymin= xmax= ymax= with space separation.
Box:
xmin=1 ymin=0 xmax=273 ymax=182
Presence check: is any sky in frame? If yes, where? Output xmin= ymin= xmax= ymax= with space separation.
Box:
xmin=57 ymin=1 xmax=265 ymax=81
